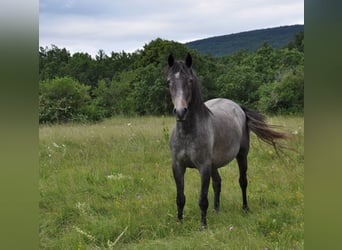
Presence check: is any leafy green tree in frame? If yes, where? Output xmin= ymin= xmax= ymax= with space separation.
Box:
xmin=38 ymin=36 xmax=304 ymax=123
xmin=68 ymin=52 xmax=97 ymax=87
xmin=278 ymin=48 xmax=304 ymax=71
xmin=129 ymin=64 xmax=170 ymax=115
xmin=287 ymin=31 xmax=304 ymax=52
xmin=216 ymin=64 xmax=260 ymax=108
xmin=258 ymin=66 xmax=304 ymax=114
xmin=136 ymin=38 xmax=190 ymax=67
xmin=92 ymin=71 xmax=136 ymax=117
xmin=39 ymin=45 xmax=71 ymax=80
xmin=251 ymin=43 xmax=278 ymax=83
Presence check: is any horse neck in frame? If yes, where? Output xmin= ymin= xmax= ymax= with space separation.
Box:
xmin=176 ymin=96 xmax=209 ymax=135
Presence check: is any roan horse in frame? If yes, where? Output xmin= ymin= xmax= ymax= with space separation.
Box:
xmin=166 ymin=53 xmax=289 ymax=228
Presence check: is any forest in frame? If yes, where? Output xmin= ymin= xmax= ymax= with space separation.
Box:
xmin=186 ymin=24 xmax=304 ymax=56
xmin=39 ymin=31 xmax=304 ymax=123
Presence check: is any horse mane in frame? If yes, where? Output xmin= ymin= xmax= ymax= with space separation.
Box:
xmin=167 ymin=60 xmax=190 ymax=75
xmin=166 ymin=60 xmax=211 ymax=119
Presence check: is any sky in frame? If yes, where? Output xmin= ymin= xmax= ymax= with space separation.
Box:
xmin=39 ymin=0 xmax=304 ymax=57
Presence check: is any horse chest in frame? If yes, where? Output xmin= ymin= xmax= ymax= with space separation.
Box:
xmin=174 ymin=134 xmax=209 ymax=168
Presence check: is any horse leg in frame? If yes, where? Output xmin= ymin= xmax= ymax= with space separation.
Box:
xmin=211 ymin=168 xmax=221 ymax=212
xmin=172 ymin=164 xmax=186 ymax=222
xmin=199 ymin=167 xmax=211 ymax=228
xmin=236 ymin=153 xmax=249 ymax=211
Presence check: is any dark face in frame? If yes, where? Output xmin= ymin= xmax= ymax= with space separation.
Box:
xmin=168 ymin=71 xmax=193 ymax=121
xmin=167 ymin=54 xmax=193 ymax=121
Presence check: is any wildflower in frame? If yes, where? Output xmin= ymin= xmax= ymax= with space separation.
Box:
xmin=73 ymin=226 xmax=96 ymax=242
xmin=107 ymin=173 xmax=131 ymax=180
xmin=75 ymin=202 xmax=87 ymax=214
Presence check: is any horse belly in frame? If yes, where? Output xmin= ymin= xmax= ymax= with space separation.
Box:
xmin=207 ymin=100 xmax=245 ymax=168
xmin=212 ymin=140 xmax=240 ymax=168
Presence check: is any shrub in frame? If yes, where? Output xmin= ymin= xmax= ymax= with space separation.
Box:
xmin=39 ymin=77 xmax=93 ymax=123
xmin=258 ymin=66 xmax=304 ymax=114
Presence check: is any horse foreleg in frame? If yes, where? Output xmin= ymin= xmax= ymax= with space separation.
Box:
xmin=172 ymin=164 xmax=186 ymax=222
xmin=237 ymin=154 xmax=249 ymax=211
xmin=199 ymin=167 xmax=211 ymax=228
xmin=211 ymin=168 xmax=221 ymax=212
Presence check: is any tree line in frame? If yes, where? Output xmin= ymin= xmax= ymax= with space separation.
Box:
xmin=39 ymin=33 xmax=304 ymax=123
xmin=186 ymin=25 xmax=304 ymax=56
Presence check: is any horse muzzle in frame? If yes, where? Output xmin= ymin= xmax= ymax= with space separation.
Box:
xmin=173 ymin=106 xmax=188 ymax=121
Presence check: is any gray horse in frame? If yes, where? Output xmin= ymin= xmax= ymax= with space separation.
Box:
xmin=167 ymin=53 xmax=289 ymax=228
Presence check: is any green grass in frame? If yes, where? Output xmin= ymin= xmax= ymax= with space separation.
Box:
xmin=39 ymin=115 xmax=304 ymax=249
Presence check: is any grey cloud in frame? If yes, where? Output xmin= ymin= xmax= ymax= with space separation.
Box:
xmin=39 ymin=0 xmax=304 ymax=56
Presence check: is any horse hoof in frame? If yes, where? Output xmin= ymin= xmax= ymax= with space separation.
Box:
xmin=213 ymin=208 xmax=219 ymax=213
xmin=200 ymin=224 xmax=208 ymax=230
xmin=242 ymin=206 xmax=249 ymax=213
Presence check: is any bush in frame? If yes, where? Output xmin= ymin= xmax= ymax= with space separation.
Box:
xmin=258 ymin=66 xmax=304 ymax=114
xmin=39 ymin=77 xmax=93 ymax=123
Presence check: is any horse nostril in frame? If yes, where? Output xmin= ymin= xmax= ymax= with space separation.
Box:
xmin=174 ymin=107 xmax=188 ymax=121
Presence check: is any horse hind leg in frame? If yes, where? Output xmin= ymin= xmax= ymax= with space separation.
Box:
xmin=211 ymin=168 xmax=221 ymax=212
xmin=236 ymin=152 xmax=249 ymax=212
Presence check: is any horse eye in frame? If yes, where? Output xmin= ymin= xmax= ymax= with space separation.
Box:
xmin=167 ymin=80 xmax=173 ymax=87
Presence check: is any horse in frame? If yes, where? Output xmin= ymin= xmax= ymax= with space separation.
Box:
xmin=166 ymin=53 xmax=289 ymax=228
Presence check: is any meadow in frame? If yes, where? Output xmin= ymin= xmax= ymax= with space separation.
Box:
xmin=39 ymin=115 xmax=304 ymax=249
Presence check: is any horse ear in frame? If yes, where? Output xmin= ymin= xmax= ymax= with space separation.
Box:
xmin=168 ymin=54 xmax=174 ymax=67
xmin=185 ymin=53 xmax=192 ymax=68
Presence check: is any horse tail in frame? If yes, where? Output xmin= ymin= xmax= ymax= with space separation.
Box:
xmin=240 ymin=105 xmax=291 ymax=153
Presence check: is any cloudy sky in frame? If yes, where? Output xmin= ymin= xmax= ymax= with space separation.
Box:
xmin=39 ymin=0 xmax=304 ymax=57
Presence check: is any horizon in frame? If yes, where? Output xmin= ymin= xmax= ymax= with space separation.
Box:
xmin=40 ymin=23 xmax=304 ymax=57
xmin=40 ymin=0 xmax=304 ymax=57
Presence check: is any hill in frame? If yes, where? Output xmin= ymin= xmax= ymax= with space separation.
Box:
xmin=185 ymin=24 xmax=304 ymax=57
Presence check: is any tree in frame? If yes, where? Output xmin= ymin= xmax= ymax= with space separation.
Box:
xmin=38 ymin=37 xmax=304 ymax=123
xmin=92 ymin=71 xmax=136 ymax=117
xmin=258 ymin=66 xmax=304 ymax=114
xmin=216 ymin=64 xmax=260 ymax=108
xmin=68 ymin=52 xmax=97 ymax=87
xmin=287 ymin=31 xmax=304 ymax=52
xmin=39 ymin=45 xmax=71 ymax=80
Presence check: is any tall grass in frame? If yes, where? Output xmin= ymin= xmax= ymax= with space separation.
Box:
xmin=39 ymin=116 xmax=304 ymax=249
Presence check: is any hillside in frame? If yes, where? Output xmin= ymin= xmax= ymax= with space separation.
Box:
xmin=185 ymin=24 xmax=304 ymax=56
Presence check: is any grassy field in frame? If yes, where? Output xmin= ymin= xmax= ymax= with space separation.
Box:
xmin=39 ymin=115 xmax=304 ymax=249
